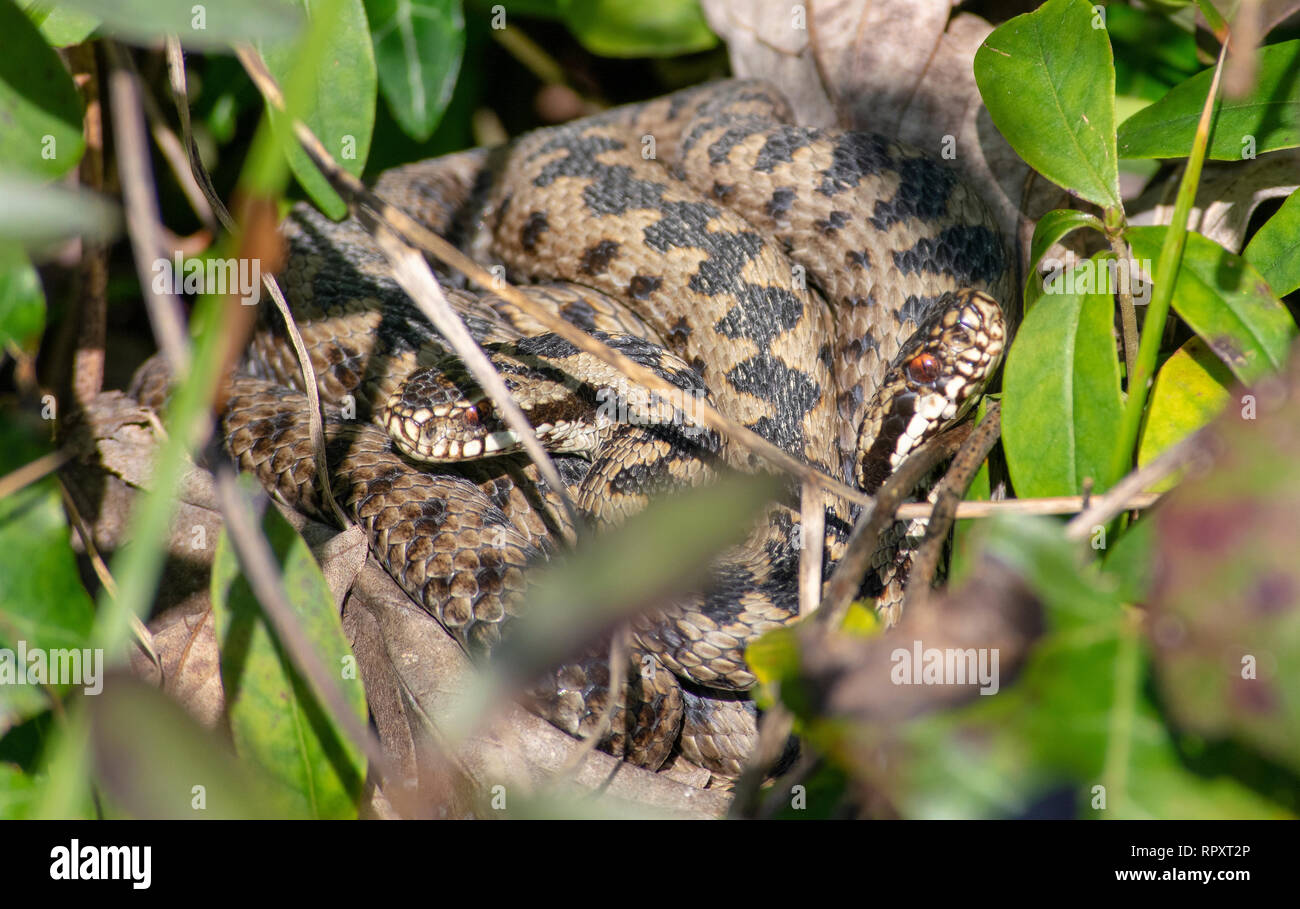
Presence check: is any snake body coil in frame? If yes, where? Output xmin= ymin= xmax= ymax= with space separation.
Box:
xmin=220 ymin=80 xmax=1012 ymax=778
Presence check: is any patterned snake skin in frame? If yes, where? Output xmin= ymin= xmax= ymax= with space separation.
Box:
xmin=219 ymin=79 xmax=1013 ymax=780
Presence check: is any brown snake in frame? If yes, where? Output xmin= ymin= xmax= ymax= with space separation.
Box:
xmin=216 ymin=79 xmax=1013 ymax=779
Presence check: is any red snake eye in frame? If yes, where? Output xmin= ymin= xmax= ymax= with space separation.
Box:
xmin=463 ymin=404 xmax=479 ymax=424
xmin=906 ymin=352 xmax=941 ymax=384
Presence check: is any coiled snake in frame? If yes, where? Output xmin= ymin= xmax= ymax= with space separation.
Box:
xmin=217 ymin=80 xmax=1012 ymax=779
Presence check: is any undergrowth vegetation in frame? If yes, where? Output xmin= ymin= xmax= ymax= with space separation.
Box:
xmin=1 ymin=0 xmax=1298 ymax=818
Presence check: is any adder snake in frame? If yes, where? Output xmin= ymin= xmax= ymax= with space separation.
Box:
xmin=217 ymin=79 xmax=1013 ymax=778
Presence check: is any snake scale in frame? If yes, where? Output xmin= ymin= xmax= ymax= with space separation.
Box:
xmin=217 ymin=79 xmax=1013 ymax=780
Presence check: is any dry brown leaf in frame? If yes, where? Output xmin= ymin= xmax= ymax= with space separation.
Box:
xmin=699 ymin=0 xmax=837 ymax=125
xmin=128 ymin=607 xmax=224 ymax=730
xmin=1127 ymin=149 xmax=1300 ymax=253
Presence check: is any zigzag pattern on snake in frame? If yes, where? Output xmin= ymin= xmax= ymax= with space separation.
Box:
xmin=217 ymin=80 xmax=1013 ymax=779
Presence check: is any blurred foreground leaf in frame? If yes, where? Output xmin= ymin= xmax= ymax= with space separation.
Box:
xmin=0 ymin=243 xmax=46 ymax=352
xmin=1148 ymin=349 xmax=1300 ymax=777
xmin=212 ymin=497 xmax=367 ymax=819
xmin=88 ymin=676 xmax=295 ymax=819
xmin=0 ymin=174 xmax=120 ymax=252
xmin=0 ymin=1 xmax=84 ymax=179
xmin=0 ymin=414 xmax=95 ymax=730
xmin=52 ymin=0 xmax=301 ymax=47
xmin=901 ymin=518 xmax=1287 ymax=818
xmin=450 ymin=471 xmax=778 ymax=738
xmin=19 ymin=1 xmax=100 ymax=46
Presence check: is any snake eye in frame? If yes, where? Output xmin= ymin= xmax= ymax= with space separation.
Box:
xmin=462 ymin=404 xmax=479 ymax=425
xmin=905 ymin=352 xmax=941 ymax=385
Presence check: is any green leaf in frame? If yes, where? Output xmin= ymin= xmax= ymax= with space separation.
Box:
xmin=0 ymin=1 xmax=84 ymax=179
xmin=51 ymin=0 xmax=301 ymax=47
xmin=1002 ymin=257 xmax=1124 ymax=498
xmin=0 ymin=175 xmax=120 ymax=251
xmin=88 ymin=678 xmax=296 ymax=818
xmin=0 ymin=412 xmax=96 ymax=729
xmin=1024 ymin=208 xmax=1105 ymax=309
xmin=365 ymin=0 xmax=463 ymax=141
xmin=211 ymin=500 xmax=367 ymax=819
xmin=1137 ymin=337 xmax=1232 ymax=491
xmin=1117 ymin=39 xmax=1300 ymax=160
xmin=0 ymin=764 xmax=38 ymax=819
xmin=0 ymin=243 xmax=46 ymax=352
xmin=1127 ymin=226 xmax=1297 ymax=384
xmin=1106 ymin=2 xmax=1199 ymax=105
xmin=1103 ymin=512 xmax=1155 ymax=605
xmin=18 ymin=1 xmax=99 ymax=46
xmin=976 ymin=513 xmax=1121 ymax=630
xmin=1244 ymin=187 xmax=1300 ymax=298
xmin=974 ymin=0 xmax=1121 ymax=209
xmin=559 ymin=0 xmax=717 ymax=58
xmin=261 ymin=0 xmax=377 ymax=219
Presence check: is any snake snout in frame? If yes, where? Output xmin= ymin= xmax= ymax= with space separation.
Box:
xmin=855 ymin=289 xmax=1005 ymax=491
xmin=381 ymin=355 xmax=615 ymax=464
xmin=382 ymin=366 xmax=520 ymax=463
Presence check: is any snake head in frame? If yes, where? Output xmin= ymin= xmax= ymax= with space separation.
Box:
xmin=855 ymin=289 xmax=1005 ymax=492
xmin=381 ymin=366 xmax=518 ymax=462
xmin=381 ymin=345 xmax=605 ymax=464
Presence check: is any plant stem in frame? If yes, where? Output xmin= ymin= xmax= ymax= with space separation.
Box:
xmin=1108 ymin=37 xmax=1229 ymax=489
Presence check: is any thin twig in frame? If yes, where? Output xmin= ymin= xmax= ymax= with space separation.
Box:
xmin=66 ymin=42 xmax=107 ymax=410
xmin=58 ymin=478 xmax=162 ymax=674
xmin=1107 ymin=232 xmax=1140 ymax=382
xmin=1065 ymin=427 xmax=1205 ymax=541
xmin=233 ymin=43 xmax=874 ymax=510
xmin=58 ymin=481 xmax=118 ymax=599
xmin=130 ymin=55 xmax=216 ymax=232
xmin=0 ymin=450 xmax=72 ymax=500
xmin=898 ymin=493 xmax=1160 ymax=521
xmin=902 ymin=401 xmax=1003 ymax=614
xmin=165 ymin=40 xmax=228 ymax=232
xmin=162 ymin=37 xmax=350 ymax=531
xmin=798 ymin=481 xmax=825 ymax=615
xmin=105 ymin=41 xmax=191 ymax=376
